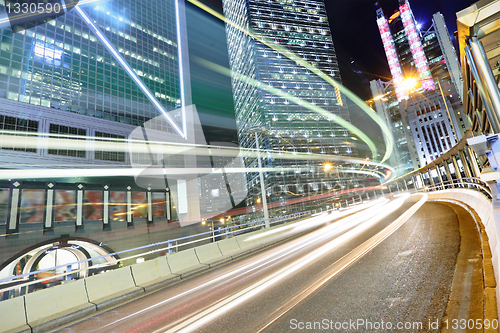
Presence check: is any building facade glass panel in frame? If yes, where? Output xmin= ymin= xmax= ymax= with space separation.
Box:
xmin=222 ymin=0 xmax=359 ymax=203
xmin=0 ymin=0 xmax=183 ymax=134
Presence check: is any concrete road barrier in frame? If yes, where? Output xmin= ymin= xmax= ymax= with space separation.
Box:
xmin=85 ymin=266 xmax=142 ymax=309
xmin=24 ymin=279 xmax=95 ymax=333
xmin=167 ymin=248 xmax=205 ymax=277
xmin=131 ymin=256 xmax=180 ymax=291
xmin=428 ymin=189 xmax=500 ymax=319
xmin=194 ymin=242 xmax=231 ymax=266
xmin=235 ymin=233 xmax=260 ymax=251
xmin=0 ymin=295 xmax=30 ymax=333
xmin=217 ymin=238 xmax=243 ymax=257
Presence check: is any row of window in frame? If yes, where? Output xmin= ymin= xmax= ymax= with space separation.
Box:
xmin=0 ymin=115 xmax=126 ymax=161
xmin=416 ymin=104 xmax=441 ymax=116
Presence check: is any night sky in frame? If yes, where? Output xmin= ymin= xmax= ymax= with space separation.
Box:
xmin=192 ymin=0 xmax=477 ymax=100
xmin=187 ymin=0 xmax=478 ymax=149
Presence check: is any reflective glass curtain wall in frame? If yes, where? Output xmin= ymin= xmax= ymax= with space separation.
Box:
xmin=223 ymin=0 xmax=358 ymax=203
xmin=0 ymin=0 xmax=182 ymax=130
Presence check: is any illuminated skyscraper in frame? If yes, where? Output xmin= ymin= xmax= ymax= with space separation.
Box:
xmin=369 ymin=79 xmax=414 ymax=176
xmin=222 ymin=0 xmax=359 ymax=204
xmin=0 ymin=0 xmax=190 ymax=164
xmin=376 ymin=5 xmax=407 ymax=101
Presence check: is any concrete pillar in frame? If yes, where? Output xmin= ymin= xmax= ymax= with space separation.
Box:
xmin=44 ymin=182 xmax=55 ymax=231
xmin=452 ymin=155 xmax=462 ymax=187
xmin=7 ymin=180 xmax=21 ymax=233
xmin=460 ymin=150 xmax=472 ymax=179
xmin=103 ymin=184 xmax=110 ymax=226
xmin=460 ymin=150 xmax=472 ymax=178
xmin=147 ymin=187 xmax=153 ymax=223
xmin=166 ymin=189 xmax=171 ymax=220
xmin=466 ymin=147 xmax=481 ymax=178
xmin=452 ymin=155 xmax=462 ymax=178
xmin=428 ymin=170 xmax=435 ymax=187
xmin=404 ymin=179 xmax=408 ymax=191
xmin=76 ymin=183 xmax=84 ymax=228
xmin=444 ymin=160 xmax=454 ymax=188
xmin=436 ymin=165 xmax=444 ymax=186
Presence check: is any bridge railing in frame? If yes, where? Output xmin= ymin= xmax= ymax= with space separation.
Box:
xmin=420 ymin=177 xmax=491 ymax=197
xmin=382 ymin=129 xmax=492 ymax=199
xmin=0 ymin=206 xmax=325 ymax=301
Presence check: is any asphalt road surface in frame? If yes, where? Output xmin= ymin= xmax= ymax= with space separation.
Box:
xmin=54 ymin=194 xmax=460 ymax=333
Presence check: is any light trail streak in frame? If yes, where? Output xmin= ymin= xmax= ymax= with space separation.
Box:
xmin=0 ymin=130 xmax=393 ymax=178
xmin=0 ymin=130 xmax=394 ymax=167
xmin=162 ymin=195 xmax=423 ymax=333
xmin=94 ymin=200 xmax=394 ymax=331
xmin=242 ymin=199 xmax=382 ymax=242
xmin=193 ymin=56 xmax=378 ymax=161
xmin=0 ymin=166 xmax=383 ymax=180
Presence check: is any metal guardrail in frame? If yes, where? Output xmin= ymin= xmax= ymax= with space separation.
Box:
xmin=409 ymin=177 xmax=492 ymax=200
xmin=0 ymin=208 xmax=319 ymax=300
xmin=420 ymin=177 xmax=492 ymax=198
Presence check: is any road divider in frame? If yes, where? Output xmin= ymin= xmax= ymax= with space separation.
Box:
xmin=85 ymin=266 xmax=142 ymax=309
xmin=0 ymin=294 xmax=29 ymax=333
xmin=25 ymin=279 xmax=95 ymax=333
xmin=194 ymin=242 xmax=231 ymax=267
xmin=0 ymin=202 xmax=379 ymax=333
xmin=235 ymin=233 xmax=259 ymax=250
xmin=217 ymin=237 xmax=244 ymax=257
xmin=166 ymin=248 xmax=206 ymax=278
xmin=131 ymin=257 xmax=180 ymax=291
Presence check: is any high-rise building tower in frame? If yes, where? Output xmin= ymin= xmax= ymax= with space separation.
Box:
xmin=374 ymin=0 xmax=469 ymax=169
xmin=222 ymin=0 xmax=358 ymax=205
xmin=0 ymin=0 xmax=217 ymax=227
xmin=369 ymin=79 xmax=414 ymax=176
xmin=0 ymin=0 xmax=190 ymax=166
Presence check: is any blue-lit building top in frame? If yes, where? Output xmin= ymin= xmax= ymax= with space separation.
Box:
xmin=0 ymin=0 xmax=188 ymax=164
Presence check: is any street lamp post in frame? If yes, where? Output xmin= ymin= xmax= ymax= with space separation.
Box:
xmin=254 ymin=133 xmax=270 ymax=228
xmin=202 ymin=219 xmax=215 ymax=242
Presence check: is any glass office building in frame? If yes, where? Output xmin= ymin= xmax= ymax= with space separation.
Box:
xmin=222 ymin=0 xmax=358 ymax=204
xmin=0 ymin=0 xmax=188 ymax=164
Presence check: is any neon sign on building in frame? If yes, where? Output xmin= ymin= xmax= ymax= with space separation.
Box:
xmin=399 ymin=1 xmax=436 ymax=91
xmin=377 ymin=14 xmax=408 ymax=101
